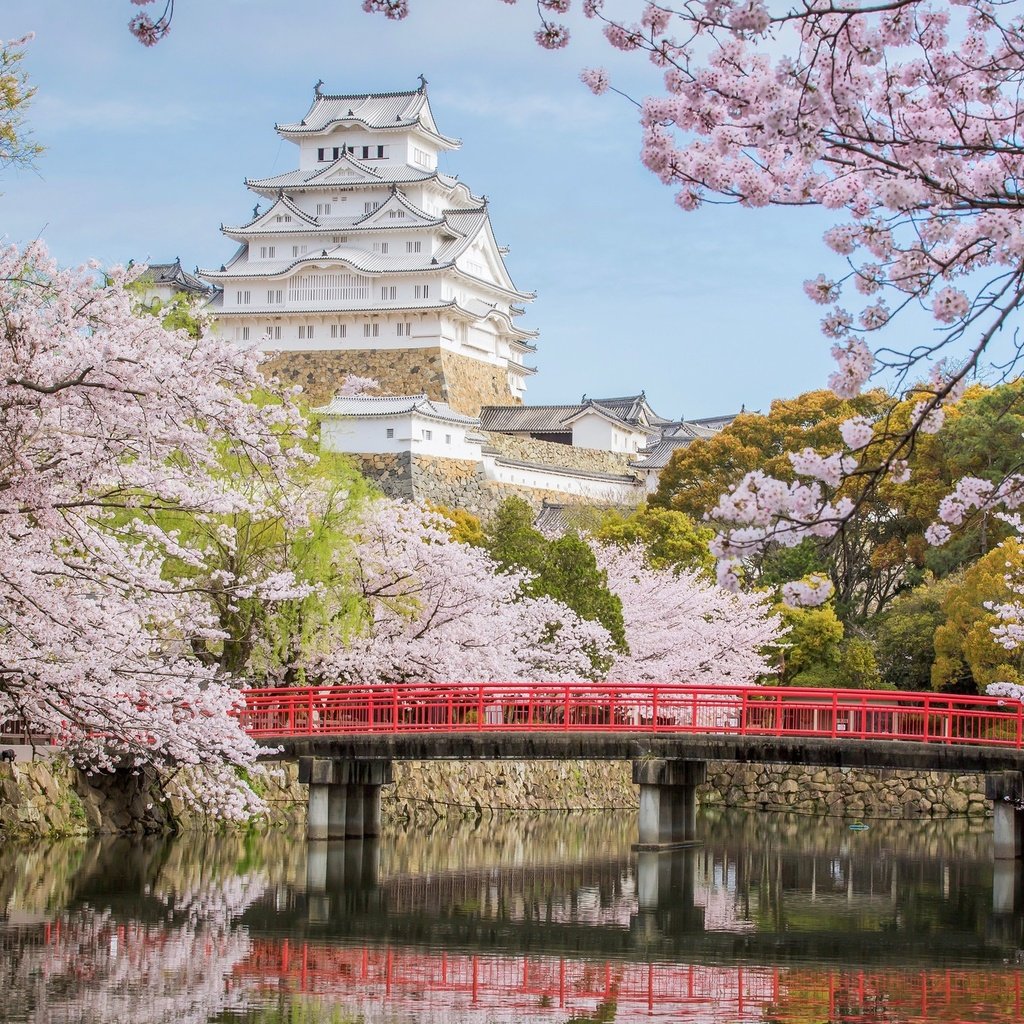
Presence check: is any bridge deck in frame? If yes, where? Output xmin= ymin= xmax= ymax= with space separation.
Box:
xmin=262 ymin=731 xmax=1024 ymax=772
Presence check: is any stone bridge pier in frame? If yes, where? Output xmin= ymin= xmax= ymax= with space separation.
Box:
xmin=632 ymin=758 xmax=706 ymax=850
xmin=986 ymin=770 xmax=1024 ymax=860
xmin=299 ymin=757 xmax=394 ymax=840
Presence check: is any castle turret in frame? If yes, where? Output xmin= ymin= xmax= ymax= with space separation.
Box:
xmin=200 ymin=83 xmax=536 ymax=414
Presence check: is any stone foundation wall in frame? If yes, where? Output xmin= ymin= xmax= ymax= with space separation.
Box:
xmin=261 ymin=348 xmax=518 ymax=415
xmin=352 ymin=452 xmax=621 ymax=517
xmin=482 ymin=431 xmax=635 ymax=476
xmin=381 ymin=759 xmax=993 ymax=823
xmin=0 ymin=758 xmax=305 ymax=840
xmin=700 ymin=763 xmax=991 ymax=818
xmin=441 ymin=352 xmax=521 ymax=416
xmin=1 ymin=757 xmax=996 ymax=841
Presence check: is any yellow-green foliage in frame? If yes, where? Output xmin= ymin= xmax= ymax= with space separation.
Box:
xmin=430 ymin=504 xmax=485 ymax=546
xmin=932 ymin=539 xmax=1024 ymax=692
xmin=589 ymin=504 xmax=715 ymax=574
xmin=0 ymin=38 xmax=40 ymax=170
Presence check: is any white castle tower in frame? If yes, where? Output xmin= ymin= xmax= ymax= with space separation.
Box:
xmin=200 ymin=80 xmax=537 ymax=414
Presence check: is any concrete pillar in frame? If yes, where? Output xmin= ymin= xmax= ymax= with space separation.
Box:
xmin=632 ymin=759 xmax=707 ymax=850
xmin=305 ymin=839 xmax=328 ymax=892
xmin=327 ymin=785 xmax=348 ymax=840
xmin=986 ymin=772 xmax=1024 ymax=859
xmin=307 ymin=785 xmax=329 ymax=841
xmin=298 ymin=758 xmax=394 ymax=842
xmin=993 ymin=860 xmax=1023 ymax=915
xmin=363 ymin=784 xmax=383 ymax=836
xmin=345 ymin=783 xmax=365 ymax=838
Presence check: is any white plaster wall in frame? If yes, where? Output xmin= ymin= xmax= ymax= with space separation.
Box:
xmin=570 ymin=414 xmax=649 ymax=454
xmin=320 ymin=413 xmax=480 ymax=460
xmin=481 ymin=454 xmax=643 ymax=503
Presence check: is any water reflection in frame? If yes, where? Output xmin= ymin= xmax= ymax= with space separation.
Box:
xmin=0 ymin=809 xmax=1022 ymax=1023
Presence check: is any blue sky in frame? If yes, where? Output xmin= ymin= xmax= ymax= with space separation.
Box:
xmin=3 ymin=0 xmax=851 ymax=418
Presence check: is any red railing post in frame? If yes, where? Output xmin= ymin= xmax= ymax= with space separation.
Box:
xmin=564 ymin=684 xmax=570 ymax=731
xmin=392 ymin=687 xmax=399 ymax=733
xmin=652 ymin=687 xmax=659 ymax=731
xmin=307 ymin=690 xmax=313 ymax=734
xmin=477 ymin=685 xmax=484 ymax=730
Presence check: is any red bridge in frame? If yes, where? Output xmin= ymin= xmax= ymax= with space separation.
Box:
xmin=238 ymin=683 xmax=1024 ymax=855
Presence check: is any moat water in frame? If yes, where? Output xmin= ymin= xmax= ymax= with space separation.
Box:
xmin=1 ymin=807 xmax=1022 ymax=1023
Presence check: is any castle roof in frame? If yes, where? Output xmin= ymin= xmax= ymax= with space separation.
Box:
xmin=246 ymin=157 xmax=464 ymax=196
xmin=315 ymin=393 xmax=479 ymax=427
xmin=479 ymin=393 xmax=668 ymax=435
xmin=139 ymin=258 xmax=210 ymax=296
xmin=276 ymin=87 xmax=460 ymax=148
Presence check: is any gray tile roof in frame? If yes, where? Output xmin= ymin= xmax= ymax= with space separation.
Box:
xmin=479 ymin=404 xmax=584 ymax=434
xmin=315 ymin=393 xmax=480 ymax=426
xmin=275 ymin=88 xmax=459 ymax=147
xmin=139 ymin=259 xmax=210 ymax=296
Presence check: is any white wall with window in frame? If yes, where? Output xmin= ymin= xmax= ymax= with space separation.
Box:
xmin=319 ymin=409 xmax=482 ymax=460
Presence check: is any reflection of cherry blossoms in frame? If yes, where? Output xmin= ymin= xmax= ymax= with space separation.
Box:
xmin=4 ymin=904 xmax=257 ymax=1023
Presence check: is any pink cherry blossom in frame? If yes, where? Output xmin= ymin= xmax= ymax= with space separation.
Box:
xmin=581 ymin=67 xmax=610 ymax=95
xmin=0 ymin=243 xmax=310 ymax=819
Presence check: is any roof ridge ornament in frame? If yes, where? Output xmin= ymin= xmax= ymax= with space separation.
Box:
xmin=314 ymin=79 xmax=324 ymax=97
xmin=417 ymin=74 xmax=428 ymax=93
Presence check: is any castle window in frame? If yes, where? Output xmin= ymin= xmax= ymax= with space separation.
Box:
xmin=266 ymin=289 xmax=283 ymax=304
xmin=386 ymin=428 xmax=394 ymax=439
xmin=406 ymin=241 xmax=422 ymax=253
xmin=381 ymin=285 xmax=397 ymax=301
xmin=298 ymin=325 xmax=314 ymax=340
xmin=364 ymin=201 xmax=381 ymax=214
xmin=372 ymin=242 xmax=390 ymax=254
xmin=396 ymin=322 xmax=412 ymax=337
xmin=422 ymin=429 xmax=432 ymax=441
xmin=236 ymin=290 xmax=251 ymax=304
xmin=289 ymin=271 xmax=370 ymax=303
xmin=388 ymin=210 xmax=406 ymax=219
xmin=260 ymin=246 xmax=276 ymax=258
xmin=414 ymin=284 xmax=430 ymax=300
xmin=445 ymin=434 xmax=452 ymax=445
xmin=317 ymin=147 xmax=326 ymax=161
xmin=413 ymin=147 xmax=431 ymax=168
xmin=333 ymin=147 xmax=342 ymax=160
xmin=377 ymin=145 xmax=386 ymax=159
xmin=332 ymin=235 xmax=348 ymax=243
xmin=363 ymin=322 xmax=379 ymax=338
xmin=265 ymin=324 xmax=281 ymax=340
xmin=316 ymin=203 xmax=331 ymax=216
xmin=330 ymin=324 xmax=347 ymax=339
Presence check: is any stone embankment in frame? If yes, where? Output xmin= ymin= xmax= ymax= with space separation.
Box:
xmin=0 ymin=757 xmax=996 ymax=840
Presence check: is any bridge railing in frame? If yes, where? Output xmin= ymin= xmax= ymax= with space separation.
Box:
xmin=238 ymin=683 xmax=1024 ymax=748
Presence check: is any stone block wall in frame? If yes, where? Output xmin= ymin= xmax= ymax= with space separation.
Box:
xmin=262 ymin=348 xmax=518 ymax=415
xmin=482 ymin=431 xmax=635 ymax=476
xmin=352 ymin=452 xmax=618 ymax=517
xmin=700 ymin=763 xmax=991 ymax=818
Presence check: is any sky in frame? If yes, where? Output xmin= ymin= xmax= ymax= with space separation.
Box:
xmin=3 ymin=0 xmax=856 ymax=419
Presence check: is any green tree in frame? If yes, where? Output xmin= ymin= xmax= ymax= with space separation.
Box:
xmin=485 ymin=497 xmax=626 ymax=652
xmin=932 ymin=540 xmax=1024 ymax=693
xmin=0 ymin=36 xmax=41 ymax=171
xmin=870 ymin=575 xmax=958 ymax=690
xmin=589 ymin=504 xmax=715 ymax=574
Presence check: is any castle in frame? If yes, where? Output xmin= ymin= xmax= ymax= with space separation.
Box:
xmin=184 ymin=81 xmax=733 ymax=514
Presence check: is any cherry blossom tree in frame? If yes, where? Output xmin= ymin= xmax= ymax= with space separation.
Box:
xmin=0 ymin=242 xmax=310 ymax=818
xmin=595 ymin=543 xmax=783 ymax=684
xmin=313 ymin=500 xmax=615 ymax=684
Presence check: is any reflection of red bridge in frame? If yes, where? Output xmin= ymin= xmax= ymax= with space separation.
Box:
xmin=235 ymin=941 xmax=1024 ymax=1023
